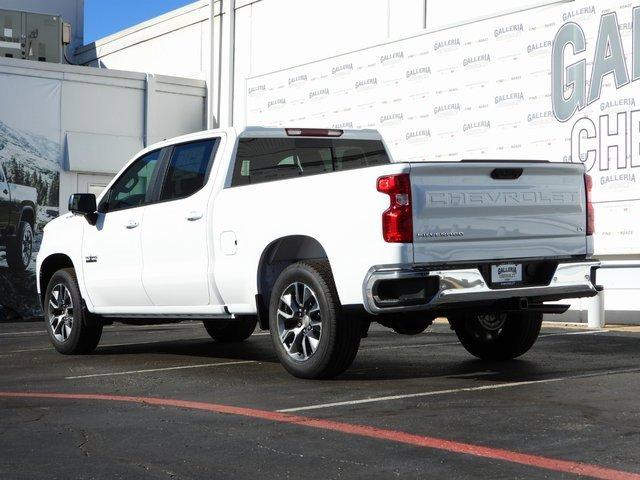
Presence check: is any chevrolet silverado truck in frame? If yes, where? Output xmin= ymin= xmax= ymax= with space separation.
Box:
xmin=36 ymin=127 xmax=600 ymax=378
xmin=0 ymin=162 xmax=37 ymax=271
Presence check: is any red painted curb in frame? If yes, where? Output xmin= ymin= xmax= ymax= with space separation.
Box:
xmin=1 ymin=391 xmax=638 ymax=480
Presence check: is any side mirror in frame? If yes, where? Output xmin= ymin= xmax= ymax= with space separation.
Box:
xmin=69 ymin=194 xmax=98 ymax=225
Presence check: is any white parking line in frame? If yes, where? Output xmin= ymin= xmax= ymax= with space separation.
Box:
xmin=361 ymin=341 xmax=461 ymax=351
xmin=65 ymin=360 xmax=256 ymax=379
xmin=0 ymin=330 xmax=46 ymax=337
xmin=540 ymin=330 xmax=608 ymax=338
xmin=0 ymin=322 xmax=209 ymax=338
xmin=277 ymin=367 xmax=640 ymax=413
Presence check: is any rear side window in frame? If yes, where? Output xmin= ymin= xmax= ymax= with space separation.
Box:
xmin=231 ymin=137 xmax=390 ymax=186
xmin=160 ymin=139 xmax=218 ymax=201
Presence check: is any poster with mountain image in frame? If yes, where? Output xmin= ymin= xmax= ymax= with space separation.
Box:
xmin=0 ymin=74 xmax=61 ymax=318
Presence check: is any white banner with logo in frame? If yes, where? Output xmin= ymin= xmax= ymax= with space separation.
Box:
xmin=245 ymin=0 xmax=640 ymax=256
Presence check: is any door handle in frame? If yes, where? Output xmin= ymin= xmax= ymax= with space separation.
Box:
xmin=125 ymin=220 xmax=139 ymax=229
xmin=186 ymin=211 xmax=203 ymax=221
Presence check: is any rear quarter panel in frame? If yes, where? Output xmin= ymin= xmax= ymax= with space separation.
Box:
xmin=212 ymin=163 xmax=412 ymax=311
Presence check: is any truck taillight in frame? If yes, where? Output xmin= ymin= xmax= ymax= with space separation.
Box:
xmin=585 ymin=174 xmax=595 ymax=236
xmin=377 ymin=174 xmax=413 ymax=243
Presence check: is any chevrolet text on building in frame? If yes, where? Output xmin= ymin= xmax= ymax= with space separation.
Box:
xmin=37 ymin=127 xmax=599 ymax=379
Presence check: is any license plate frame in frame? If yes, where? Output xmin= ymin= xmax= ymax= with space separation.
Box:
xmin=491 ymin=263 xmax=523 ymax=285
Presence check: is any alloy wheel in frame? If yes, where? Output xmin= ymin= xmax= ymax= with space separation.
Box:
xmin=48 ymin=284 xmax=74 ymax=342
xmin=276 ymin=282 xmax=322 ymax=361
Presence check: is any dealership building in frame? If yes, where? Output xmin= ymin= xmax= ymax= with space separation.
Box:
xmin=1 ymin=0 xmax=638 ymax=323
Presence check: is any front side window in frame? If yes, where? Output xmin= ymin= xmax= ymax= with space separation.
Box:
xmin=160 ymin=139 xmax=217 ymax=201
xmin=103 ymin=149 xmax=161 ymax=212
xmin=231 ymin=137 xmax=390 ymax=186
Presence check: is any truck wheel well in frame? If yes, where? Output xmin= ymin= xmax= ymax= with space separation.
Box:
xmin=39 ymin=254 xmax=75 ymax=305
xmin=21 ymin=206 xmax=35 ymax=227
xmin=256 ymin=235 xmax=331 ymax=330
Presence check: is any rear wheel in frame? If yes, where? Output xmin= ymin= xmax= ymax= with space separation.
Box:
xmin=6 ymin=221 xmax=33 ymax=271
xmin=44 ymin=268 xmax=102 ymax=354
xmin=449 ymin=311 xmax=542 ymax=360
xmin=269 ymin=260 xmax=361 ymax=379
xmin=203 ymin=316 xmax=257 ymax=342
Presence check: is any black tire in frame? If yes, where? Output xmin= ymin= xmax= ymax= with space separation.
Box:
xmin=449 ymin=311 xmax=542 ymax=360
xmin=44 ymin=268 xmax=102 ymax=354
xmin=203 ymin=316 xmax=257 ymax=342
xmin=269 ymin=260 xmax=361 ymax=379
xmin=6 ymin=221 xmax=33 ymax=271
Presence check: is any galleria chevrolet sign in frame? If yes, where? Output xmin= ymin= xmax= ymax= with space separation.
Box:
xmin=553 ymin=8 xmax=640 ymax=179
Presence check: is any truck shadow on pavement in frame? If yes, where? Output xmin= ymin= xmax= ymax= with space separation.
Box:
xmin=94 ymin=337 xmax=281 ymax=364
xmin=90 ymin=335 xmax=558 ymax=383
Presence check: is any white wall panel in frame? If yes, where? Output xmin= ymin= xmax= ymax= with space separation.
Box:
xmin=66 ymin=131 xmax=143 ymax=173
xmin=389 ymin=0 xmax=426 ymax=38
xmin=151 ymin=90 xmax=206 ymax=142
xmin=61 ymin=81 xmax=144 ymax=138
xmin=249 ymin=0 xmax=389 ymax=74
xmin=92 ymin=23 xmax=207 ymax=79
xmin=425 ymin=0 xmax=564 ymax=30
xmin=233 ymin=5 xmax=253 ymax=128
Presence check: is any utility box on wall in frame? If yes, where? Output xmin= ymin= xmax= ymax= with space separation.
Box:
xmin=0 ymin=9 xmax=69 ymax=63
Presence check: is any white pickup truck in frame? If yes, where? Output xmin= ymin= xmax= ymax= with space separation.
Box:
xmin=36 ymin=127 xmax=600 ymax=378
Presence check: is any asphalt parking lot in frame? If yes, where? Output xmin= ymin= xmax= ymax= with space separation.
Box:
xmin=1 ymin=319 xmax=639 ymax=479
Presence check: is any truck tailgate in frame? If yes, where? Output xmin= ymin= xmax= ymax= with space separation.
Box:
xmin=410 ymin=162 xmax=588 ymax=264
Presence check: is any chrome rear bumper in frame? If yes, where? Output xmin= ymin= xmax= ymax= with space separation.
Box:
xmin=364 ymin=261 xmax=600 ymax=314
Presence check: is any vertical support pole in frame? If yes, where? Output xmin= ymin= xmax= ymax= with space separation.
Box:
xmin=219 ymin=0 xmax=236 ymax=127
xmin=423 ymin=0 xmax=428 ymax=30
xmin=207 ymin=0 xmax=217 ymax=129
xmin=144 ymin=73 xmax=156 ymax=147
xmin=587 ymin=289 xmax=605 ymax=329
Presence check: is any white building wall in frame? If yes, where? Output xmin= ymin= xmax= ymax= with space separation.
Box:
xmin=75 ymin=1 xmax=210 ymax=79
xmin=77 ymin=0 xmax=568 ymax=125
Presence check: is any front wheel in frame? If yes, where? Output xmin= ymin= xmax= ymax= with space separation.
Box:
xmin=269 ymin=260 xmax=361 ymax=379
xmin=449 ymin=311 xmax=542 ymax=360
xmin=44 ymin=268 xmax=103 ymax=354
